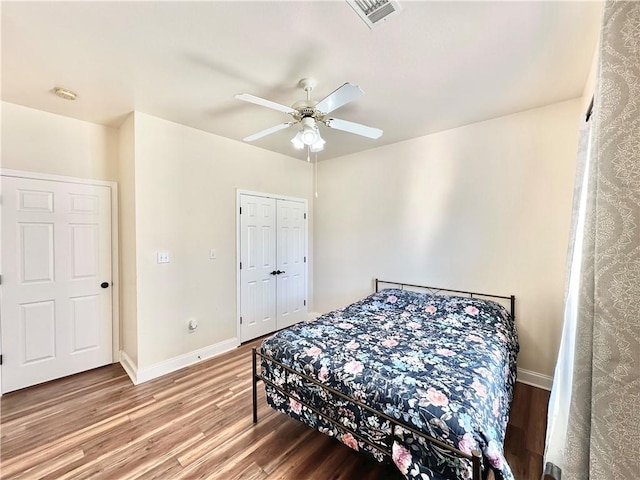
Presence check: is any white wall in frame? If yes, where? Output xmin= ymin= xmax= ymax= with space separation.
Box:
xmin=131 ymin=113 xmax=313 ymax=368
xmin=581 ymin=12 xmax=601 ymax=112
xmin=1 ymin=102 xmax=118 ymax=180
xmin=314 ymin=98 xmax=582 ymax=378
xmin=1 ymin=102 xmax=314 ymax=375
xmin=2 ymin=101 xmax=127 ymax=364
xmin=2 ymin=98 xmax=583 ymax=380
xmin=118 ymin=114 xmax=138 ymax=365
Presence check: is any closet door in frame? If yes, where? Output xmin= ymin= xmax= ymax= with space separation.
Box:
xmin=239 ymin=195 xmax=277 ymax=342
xmin=276 ymin=199 xmax=306 ymax=329
xmin=239 ymin=193 xmax=307 ymax=343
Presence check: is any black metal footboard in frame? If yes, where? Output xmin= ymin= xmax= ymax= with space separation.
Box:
xmin=252 ymin=347 xmax=485 ymax=480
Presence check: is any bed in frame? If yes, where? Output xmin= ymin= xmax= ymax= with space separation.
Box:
xmin=252 ymin=279 xmax=519 ymax=480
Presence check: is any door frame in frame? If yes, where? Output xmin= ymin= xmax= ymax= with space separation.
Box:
xmin=0 ymin=169 xmax=120 ymax=395
xmin=236 ymin=189 xmax=308 ymax=343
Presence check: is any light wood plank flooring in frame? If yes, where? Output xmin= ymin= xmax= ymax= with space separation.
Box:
xmin=1 ymin=341 xmax=549 ymax=479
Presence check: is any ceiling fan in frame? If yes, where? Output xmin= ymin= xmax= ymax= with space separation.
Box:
xmin=234 ymin=78 xmax=383 ymax=152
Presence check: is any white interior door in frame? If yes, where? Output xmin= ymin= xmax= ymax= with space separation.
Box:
xmin=239 ymin=195 xmax=277 ymax=342
xmin=276 ymin=199 xmax=306 ymax=329
xmin=1 ymin=176 xmax=113 ymax=393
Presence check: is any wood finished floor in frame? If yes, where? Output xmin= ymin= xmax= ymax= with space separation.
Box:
xmin=0 ymin=341 xmax=549 ymax=480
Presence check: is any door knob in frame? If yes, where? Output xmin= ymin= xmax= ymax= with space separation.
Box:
xmin=270 ymin=270 xmax=278 ymax=275
xmin=101 ymin=282 xmax=110 ymax=288
xmin=276 ymin=270 xmax=285 ymax=275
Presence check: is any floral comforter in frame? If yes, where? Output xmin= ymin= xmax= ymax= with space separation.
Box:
xmin=260 ymin=288 xmax=519 ymax=480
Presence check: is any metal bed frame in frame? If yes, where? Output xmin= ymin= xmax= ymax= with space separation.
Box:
xmin=251 ymin=279 xmax=516 ymax=480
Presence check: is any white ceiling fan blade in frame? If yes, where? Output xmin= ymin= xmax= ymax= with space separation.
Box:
xmin=235 ymin=93 xmax=296 ymax=115
xmin=325 ymin=117 xmax=382 ymax=139
xmin=315 ymin=83 xmax=364 ymax=114
xmin=243 ymin=122 xmax=294 ymax=142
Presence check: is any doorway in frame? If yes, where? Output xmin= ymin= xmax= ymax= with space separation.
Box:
xmin=1 ymin=171 xmax=119 ymax=393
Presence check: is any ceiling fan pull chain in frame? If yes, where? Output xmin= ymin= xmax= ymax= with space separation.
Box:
xmin=315 ymin=151 xmax=318 ymax=198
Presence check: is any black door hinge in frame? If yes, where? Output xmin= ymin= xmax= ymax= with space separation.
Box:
xmin=240 ymin=262 xmax=242 ymax=270
xmin=0 ymin=354 xmax=3 ymax=365
xmin=240 ymin=317 xmax=243 ymax=325
xmin=303 ymin=300 xmax=306 ymax=306
xmin=240 ymin=207 xmax=242 ymax=214
xmin=304 ymin=256 xmax=306 ymax=263
xmin=304 ymin=213 xmax=307 ymax=219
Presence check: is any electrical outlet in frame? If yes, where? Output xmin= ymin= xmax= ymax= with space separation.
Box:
xmin=209 ymin=249 xmax=216 ymax=260
xmin=157 ymin=252 xmax=170 ymax=264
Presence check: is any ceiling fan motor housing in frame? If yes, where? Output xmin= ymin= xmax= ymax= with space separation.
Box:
xmin=292 ymin=99 xmax=322 ymax=122
xmin=299 ymin=107 xmax=317 ymax=118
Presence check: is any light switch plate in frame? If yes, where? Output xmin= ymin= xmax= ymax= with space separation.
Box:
xmin=157 ymin=251 xmax=170 ymax=264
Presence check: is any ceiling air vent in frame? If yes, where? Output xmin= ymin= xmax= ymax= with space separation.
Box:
xmin=347 ymin=0 xmax=402 ymax=29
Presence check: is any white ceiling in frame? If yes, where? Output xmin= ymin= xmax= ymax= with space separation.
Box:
xmin=2 ymin=1 xmax=603 ymax=160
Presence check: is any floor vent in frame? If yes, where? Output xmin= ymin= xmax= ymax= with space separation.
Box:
xmin=347 ymin=0 xmax=402 ymax=29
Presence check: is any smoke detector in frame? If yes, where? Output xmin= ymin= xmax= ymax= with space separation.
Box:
xmin=347 ymin=0 xmax=402 ymax=28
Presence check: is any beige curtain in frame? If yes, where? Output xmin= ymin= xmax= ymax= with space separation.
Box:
xmin=545 ymin=1 xmax=640 ymax=479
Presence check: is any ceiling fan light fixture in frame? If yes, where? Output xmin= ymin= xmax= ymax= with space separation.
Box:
xmin=291 ymin=131 xmax=305 ymax=150
xmin=301 ymin=125 xmax=318 ymax=145
xmin=299 ymin=117 xmax=319 ymax=145
xmin=310 ymin=136 xmax=325 ymax=152
xmin=293 ymin=117 xmax=324 ymax=150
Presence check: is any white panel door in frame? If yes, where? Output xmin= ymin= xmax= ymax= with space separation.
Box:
xmin=1 ymin=177 xmax=113 ymax=393
xmin=276 ymin=199 xmax=306 ymax=330
xmin=240 ymin=195 xmax=277 ymax=342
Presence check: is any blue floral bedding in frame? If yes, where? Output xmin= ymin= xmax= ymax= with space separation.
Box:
xmin=260 ymin=288 xmax=519 ymax=480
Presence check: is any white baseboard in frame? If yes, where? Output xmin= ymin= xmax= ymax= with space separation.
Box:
xmin=308 ymin=311 xmax=321 ymax=320
xmin=119 ymin=337 xmax=239 ymax=385
xmin=119 ymin=350 xmax=139 ymax=384
xmin=517 ymin=368 xmax=553 ymax=391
